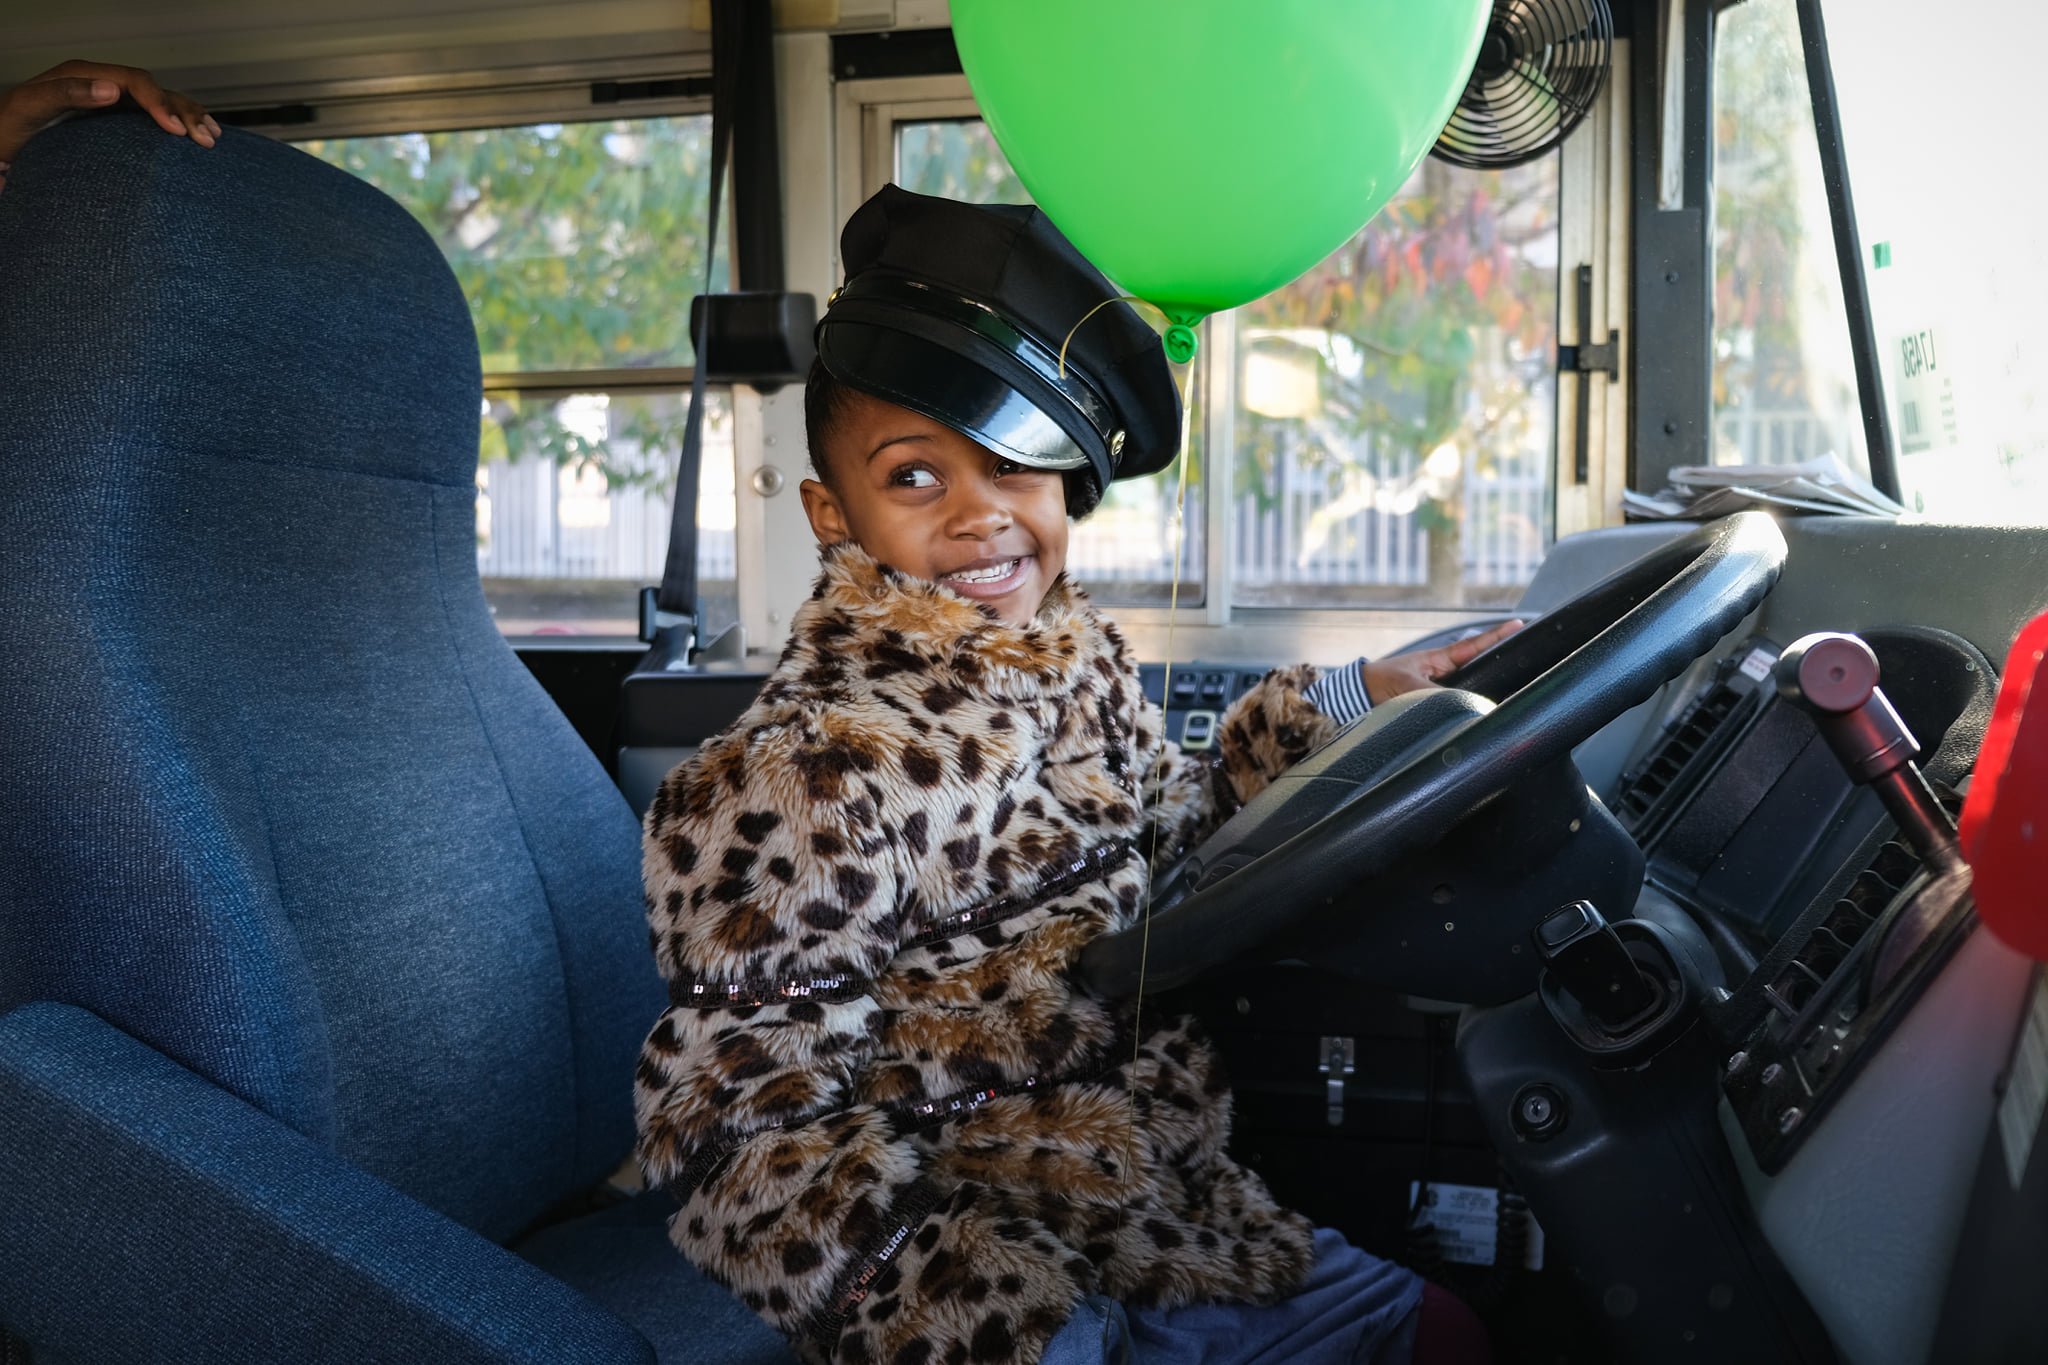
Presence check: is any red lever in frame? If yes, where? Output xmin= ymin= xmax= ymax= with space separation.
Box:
xmin=1960 ymin=609 xmax=2048 ymax=960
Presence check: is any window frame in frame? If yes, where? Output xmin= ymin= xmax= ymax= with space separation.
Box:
xmin=1689 ymin=0 xmax=1898 ymax=497
xmin=839 ymin=72 xmax=1623 ymax=659
xmin=1556 ymin=25 xmax=1635 ymax=544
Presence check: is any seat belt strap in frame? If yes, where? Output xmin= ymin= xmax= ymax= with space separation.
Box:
xmin=647 ymin=0 xmax=750 ymax=658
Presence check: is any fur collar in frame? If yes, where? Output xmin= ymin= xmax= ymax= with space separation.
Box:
xmin=790 ymin=540 xmax=1120 ymax=696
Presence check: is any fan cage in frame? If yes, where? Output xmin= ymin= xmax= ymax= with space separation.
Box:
xmin=1433 ymin=0 xmax=1614 ymax=171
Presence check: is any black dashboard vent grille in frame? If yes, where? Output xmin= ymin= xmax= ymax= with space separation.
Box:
xmin=1616 ymin=685 xmax=1740 ymax=823
xmin=1612 ymin=639 xmax=1778 ymax=838
xmin=1765 ymin=839 xmax=1919 ymax=1017
xmin=1725 ymin=785 xmax=1970 ymax=1173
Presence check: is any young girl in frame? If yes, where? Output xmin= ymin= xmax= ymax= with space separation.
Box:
xmin=633 ymin=186 xmax=1507 ymax=1365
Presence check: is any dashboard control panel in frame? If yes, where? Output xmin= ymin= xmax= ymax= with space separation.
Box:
xmin=1136 ymin=662 xmax=1277 ymax=750
xmin=1612 ymin=627 xmax=1996 ymax=1172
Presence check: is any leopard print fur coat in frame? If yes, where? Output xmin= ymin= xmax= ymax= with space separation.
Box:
xmin=635 ymin=542 xmax=1346 ymax=1365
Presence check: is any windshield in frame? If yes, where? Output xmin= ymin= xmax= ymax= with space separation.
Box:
xmin=1824 ymin=0 xmax=2048 ymax=522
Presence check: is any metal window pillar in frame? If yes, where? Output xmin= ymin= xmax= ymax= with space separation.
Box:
xmin=1628 ymin=0 xmax=1715 ymax=492
xmin=1794 ymin=0 xmax=1900 ymax=500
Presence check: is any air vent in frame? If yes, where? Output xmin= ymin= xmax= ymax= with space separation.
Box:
xmin=1764 ymin=840 xmax=1919 ymax=1016
xmin=215 ymin=103 xmax=317 ymax=129
xmin=591 ymin=78 xmax=714 ymax=104
xmin=1725 ymin=787 xmax=1971 ymax=1172
xmin=1616 ymin=685 xmax=1740 ymax=823
xmin=1612 ymin=640 xmax=1780 ymax=838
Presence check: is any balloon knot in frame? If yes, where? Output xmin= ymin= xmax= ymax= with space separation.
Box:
xmin=1059 ymin=296 xmax=1205 ymax=375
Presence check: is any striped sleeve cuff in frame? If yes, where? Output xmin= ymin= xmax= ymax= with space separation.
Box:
xmin=1302 ymin=659 xmax=1372 ymax=725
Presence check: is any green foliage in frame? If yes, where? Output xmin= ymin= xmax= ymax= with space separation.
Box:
xmin=894 ymin=120 xmax=1027 ymax=203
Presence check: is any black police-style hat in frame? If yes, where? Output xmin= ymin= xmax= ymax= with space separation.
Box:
xmin=816 ymin=185 xmax=1181 ymax=515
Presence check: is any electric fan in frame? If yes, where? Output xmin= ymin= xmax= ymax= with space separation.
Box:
xmin=1432 ymin=0 xmax=1614 ymax=169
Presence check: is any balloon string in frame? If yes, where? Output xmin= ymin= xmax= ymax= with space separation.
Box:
xmin=1117 ymin=357 xmax=1196 ymax=1243
xmin=1058 ymin=294 xmax=1176 ymax=379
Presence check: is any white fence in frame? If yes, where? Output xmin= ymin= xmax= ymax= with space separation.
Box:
xmin=1713 ymin=408 xmax=1858 ymax=469
xmin=1231 ymin=440 xmax=1549 ymax=591
xmin=476 ymin=455 xmax=736 ymax=582
xmin=476 ymin=405 xmax=1854 ymax=597
xmin=476 ymin=443 xmax=1549 ymax=593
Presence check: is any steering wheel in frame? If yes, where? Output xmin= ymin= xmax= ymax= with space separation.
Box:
xmin=1078 ymin=511 xmax=1788 ymax=999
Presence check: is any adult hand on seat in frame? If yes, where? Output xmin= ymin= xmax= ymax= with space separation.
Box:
xmin=1363 ymin=618 xmax=1524 ymax=704
xmin=0 ymin=62 xmax=218 ymax=192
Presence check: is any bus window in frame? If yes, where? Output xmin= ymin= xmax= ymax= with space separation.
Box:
xmin=893 ymin=116 xmax=1560 ymax=613
xmin=472 ymin=389 xmax=734 ymax=636
xmin=301 ymin=117 xmax=735 ymax=637
xmin=894 ymin=117 xmax=1022 ymax=204
xmin=1230 ymin=155 xmax=1559 ymax=612
xmin=1711 ymin=0 xmax=1870 ymax=477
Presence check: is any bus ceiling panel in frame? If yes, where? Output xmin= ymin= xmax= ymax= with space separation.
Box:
xmin=3 ymin=1 xmax=712 ymax=92
xmin=7 ymin=0 xmax=911 ymax=103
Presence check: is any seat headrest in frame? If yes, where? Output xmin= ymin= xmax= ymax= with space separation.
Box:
xmin=0 ymin=112 xmax=481 ymax=489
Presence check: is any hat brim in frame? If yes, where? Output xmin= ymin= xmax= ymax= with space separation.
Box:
xmin=816 ymin=280 xmax=1121 ymax=489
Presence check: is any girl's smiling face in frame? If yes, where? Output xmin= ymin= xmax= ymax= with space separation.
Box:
xmin=799 ymin=388 xmax=1070 ymax=627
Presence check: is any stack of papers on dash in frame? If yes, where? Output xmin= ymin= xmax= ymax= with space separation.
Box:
xmin=1623 ymin=454 xmax=1905 ymax=521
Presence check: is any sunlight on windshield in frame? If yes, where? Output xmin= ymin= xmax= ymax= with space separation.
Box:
xmin=1712 ymin=0 xmax=1868 ymax=477
xmin=1827 ymin=0 xmax=2048 ymax=523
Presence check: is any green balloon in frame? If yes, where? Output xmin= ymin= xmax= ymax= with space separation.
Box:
xmin=952 ymin=0 xmax=1490 ymax=327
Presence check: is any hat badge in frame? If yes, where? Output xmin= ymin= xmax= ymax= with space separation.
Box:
xmin=1110 ymin=429 xmax=1127 ymax=462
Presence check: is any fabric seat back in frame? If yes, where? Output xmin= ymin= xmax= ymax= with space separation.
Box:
xmin=0 ymin=116 xmax=664 ymax=1240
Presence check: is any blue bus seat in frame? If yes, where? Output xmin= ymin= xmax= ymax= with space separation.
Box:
xmin=0 ymin=113 xmax=790 ymax=1365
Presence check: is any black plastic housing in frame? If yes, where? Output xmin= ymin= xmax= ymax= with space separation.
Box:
xmin=688 ymin=291 xmax=817 ymax=390
xmin=1461 ymin=995 xmax=1837 ymax=1363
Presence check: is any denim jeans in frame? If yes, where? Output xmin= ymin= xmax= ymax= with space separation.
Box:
xmin=1041 ymin=1228 xmax=1424 ymax=1365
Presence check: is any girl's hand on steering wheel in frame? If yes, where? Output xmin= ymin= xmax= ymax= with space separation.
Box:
xmin=1363 ymin=618 xmax=1524 ymax=704
xmin=0 ymin=61 xmax=219 ymax=190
